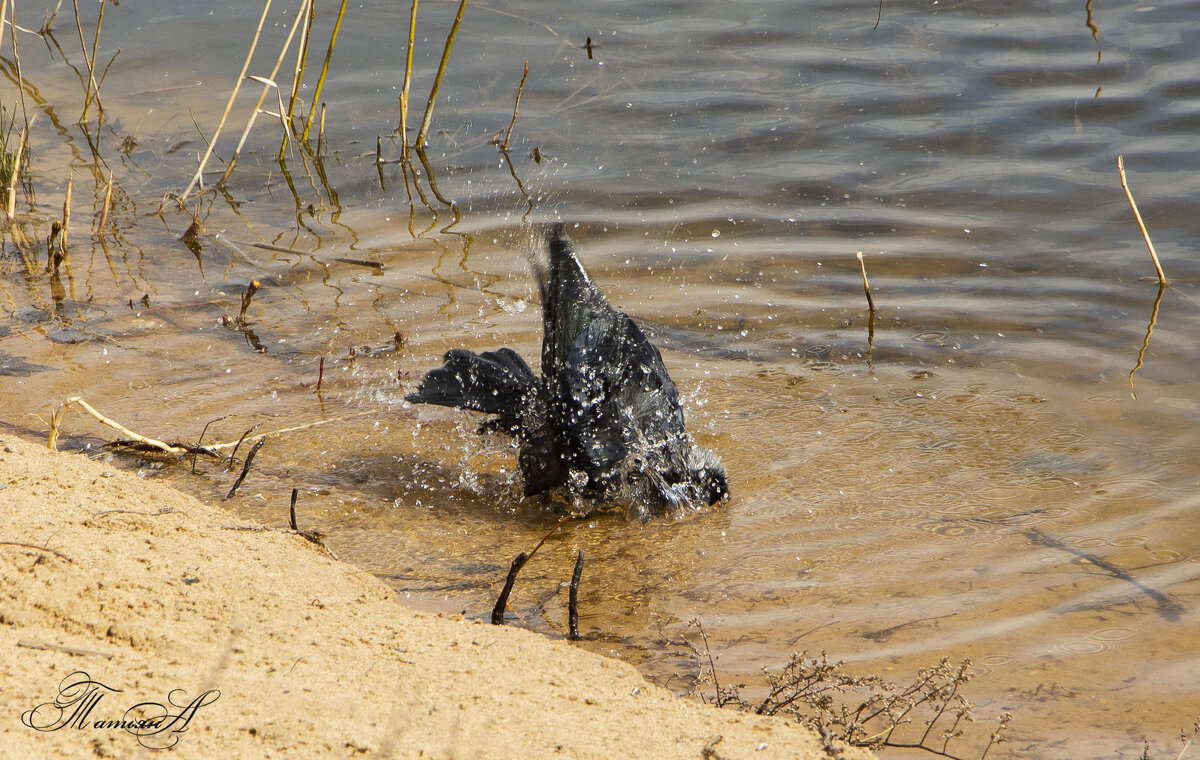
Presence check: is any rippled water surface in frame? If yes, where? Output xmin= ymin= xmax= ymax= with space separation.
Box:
xmin=3 ymin=1 xmax=1199 ymax=757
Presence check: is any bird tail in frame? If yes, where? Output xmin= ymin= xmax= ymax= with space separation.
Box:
xmin=406 ymin=347 xmax=538 ymax=420
xmin=538 ymin=224 xmax=616 ymax=381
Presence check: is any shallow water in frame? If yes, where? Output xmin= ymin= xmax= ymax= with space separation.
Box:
xmin=3 ymin=1 xmax=1199 ymax=757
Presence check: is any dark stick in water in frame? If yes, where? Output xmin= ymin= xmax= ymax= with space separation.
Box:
xmin=491 ymin=551 xmax=529 ymax=625
xmin=224 ymin=439 xmax=265 ymax=500
xmin=568 ymin=549 xmax=584 ymax=640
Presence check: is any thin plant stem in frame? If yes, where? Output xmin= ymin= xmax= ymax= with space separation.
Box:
xmin=38 ymin=0 xmax=62 ymax=33
xmin=0 ymin=0 xmax=9 ymax=56
xmin=301 ymin=0 xmax=348 ymax=144
xmin=70 ymin=0 xmax=105 ymax=123
xmin=279 ymin=0 xmax=315 ymax=159
xmin=217 ymin=1 xmax=309 ymax=187
xmin=93 ymin=170 xmax=113 ymax=235
xmin=6 ymin=120 xmax=28 ymax=219
xmin=398 ymin=0 xmax=418 ymax=158
xmin=501 ymin=60 xmax=527 ymax=151
xmin=7 ymin=0 xmax=30 ymax=130
xmin=61 ymin=174 xmax=71 ymax=248
xmin=85 ymin=0 xmax=106 ymax=119
xmin=856 ymin=251 xmax=876 ymax=313
xmin=1117 ymin=154 xmax=1167 ymax=285
xmin=181 ymin=0 xmax=273 ymax=200
xmin=317 ymin=102 xmax=326 ymax=155
xmin=414 ymin=0 xmax=469 ymax=149
xmin=286 ymin=0 xmax=315 ymax=123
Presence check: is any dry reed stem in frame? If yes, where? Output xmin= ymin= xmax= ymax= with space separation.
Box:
xmin=181 ymin=0 xmax=273 ymax=200
xmin=317 ymin=102 xmax=326 ymax=155
xmin=0 ymin=0 xmax=9 ymax=55
xmin=86 ymin=0 xmax=107 ymax=117
xmin=93 ymin=170 xmax=113 ymax=234
xmin=6 ymin=120 xmax=27 ymax=219
xmin=61 ymin=174 xmax=71 ymax=247
xmin=49 ymin=395 xmax=191 ymax=454
xmin=203 ymin=411 xmax=378 ymax=450
xmin=301 ymin=0 xmax=348 ymax=144
xmin=277 ymin=0 xmax=315 ymax=160
xmin=1117 ymin=155 xmax=1167 ymax=285
xmin=70 ymin=0 xmax=106 ymax=122
xmin=218 ymin=6 xmax=309 ymax=187
xmin=38 ymin=0 xmax=63 ymax=34
xmin=856 ymin=251 xmax=876 ymax=313
xmin=7 ymin=0 xmax=30 ymax=129
xmin=249 ymin=74 xmax=301 ymax=146
xmin=398 ymin=0 xmax=419 ymax=157
xmin=414 ymin=0 xmax=469 ymax=148
xmin=283 ymin=0 xmax=315 ymax=132
xmin=502 ymin=60 xmax=528 ymax=152
xmin=473 ymin=5 xmax=562 ymax=40
xmin=47 ymin=394 xmax=378 ymax=456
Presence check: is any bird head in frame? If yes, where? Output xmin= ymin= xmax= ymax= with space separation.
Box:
xmin=621 ymin=443 xmax=728 ymax=522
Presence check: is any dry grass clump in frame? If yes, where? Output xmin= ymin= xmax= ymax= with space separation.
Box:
xmin=689 ymin=621 xmax=1010 ymax=760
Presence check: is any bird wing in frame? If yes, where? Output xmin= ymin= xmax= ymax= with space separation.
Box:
xmin=538 ymin=229 xmax=615 ymax=383
xmin=406 ymin=347 xmax=537 ymax=421
xmin=557 ymin=313 xmax=690 ymax=486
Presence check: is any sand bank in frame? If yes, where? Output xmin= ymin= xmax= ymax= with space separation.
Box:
xmin=0 ymin=435 xmax=868 ymax=759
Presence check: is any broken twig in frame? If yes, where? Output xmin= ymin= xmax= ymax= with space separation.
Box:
xmin=1117 ymin=155 xmax=1167 ymax=285
xmin=501 ymin=60 xmax=528 ymax=152
xmin=0 ymin=541 xmax=73 ymax=563
xmin=491 ymin=551 xmax=529 ymax=625
xmin=568 ymin=549 xmax=584 ymax=640
xmin=224 ymin=439 xmax=266 ymax=499
xmin=856 ymin=251 xmax=876 ymax=313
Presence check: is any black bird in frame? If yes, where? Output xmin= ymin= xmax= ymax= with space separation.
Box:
xmin=406 ymin=226 xmax=728 ymax=521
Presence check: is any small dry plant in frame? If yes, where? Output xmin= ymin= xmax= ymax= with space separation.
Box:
xmin=689 ymin=620 xmax=1010 ymax=760
xmin=1 ymin=106 xmax=26 ymax=217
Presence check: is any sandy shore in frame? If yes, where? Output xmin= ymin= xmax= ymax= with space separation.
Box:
xmin=0 ymin=434 xmax=868 ymax=759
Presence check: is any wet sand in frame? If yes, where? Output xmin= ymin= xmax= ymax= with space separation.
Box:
xmin=0 ymin=434 xmax=868 ymax=759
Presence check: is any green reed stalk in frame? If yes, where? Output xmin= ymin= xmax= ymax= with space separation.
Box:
xmin=301 ymin=0 xmax=348 ymax=144
xmin=286 ymin=0 xmax=316 ymax=121
xmin=414 ymin=0 xmax=469 ymax=149
xmin=398 ymin=0 xmax=418 ymax=158
xmin=279 ymin=0 xmax=316 ymax=159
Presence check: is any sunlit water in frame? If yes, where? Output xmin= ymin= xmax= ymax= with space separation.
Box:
xmin=3 ymin=1 xmax=1198 ymax=757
